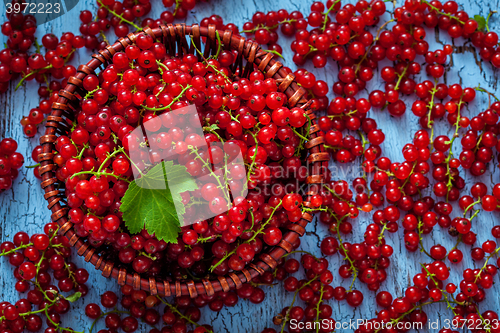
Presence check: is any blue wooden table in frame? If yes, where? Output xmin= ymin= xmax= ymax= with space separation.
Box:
xmin=1 ymin=0 xmax=500 ymax=332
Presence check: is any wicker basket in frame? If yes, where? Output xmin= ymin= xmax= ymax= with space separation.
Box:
xmin=39 ymin=23 xmax=328 ymax=298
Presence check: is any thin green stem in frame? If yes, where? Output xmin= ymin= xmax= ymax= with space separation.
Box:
xmin=0 ymin=243 xmax=33 ymax=256
xmin=210 ymin=201 xmax=282 ymax=272
xmin=156 ymin=59 xmax=170 ymax=73
xmin=422 ymin=0 xmax=465 ymax=24
xmin=142 ymin=84 xmax=192 ymax=112
xmin=25 ymin=163 xmax=40 ymax=169
xmin=157 ymin=296 xmax=214 ymax=333
xmin=426 ymin=83 xmax=439 ymax=133
xmin=76 ymin=143 xmax=89 ymax=159
xmin=15 ymin=65 xmax=53 ymax=91
xmin=215 ymin=31 xmax=223 ymax=59
xmin=189 ymin=146 xmax=231 ymax=205
xmin=417 ymin=218 xmax=434 ymax=259
xmin=281 ymin=250 xmax=319 ymax=260
xmin=84 ymin=87 xmax=100 ymax=99
xmin=280 ymin=276 xmax=319 ymax=333
xmin=240 ymin=19 xmax=296 ymax=34
xmin=394 ymin=63 xmax=409 ymax=91
xmin=464 ymin=198 xmax=481 ymax=215
xmin=355 ymin=18 xmax=395 ymax=74
xmin=421 ymin=264 xmax=460 ymax=315
xmin=486 ymin=10 xmax=497 ymax=32
xmin=475 ymin=85 xmax=500 ymax=108
xmin=315 ymin=284 xmax=325 ymax=333
xmin=246 ymin=131 xmax=259 ymax=183
xmin=474 ymin=247 xmax=500 ymax=283
xmin=89 ymin=310 xmax=131 ymax=333
xmin=97 ymin=149 xmax=122 ymax=173
xmin=70 ymin=169 xmax=130 ymax=183
xmin=321 ymin=0 xmax=341 ymax=31
xmin=331 ymin=211 xmax=357 ymax=291
xmin=97 ymin=0 xmax=142 ymax=30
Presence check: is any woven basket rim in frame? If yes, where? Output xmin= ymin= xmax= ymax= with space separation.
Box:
xmin=39 ymin=23 xmax=328 ymax=298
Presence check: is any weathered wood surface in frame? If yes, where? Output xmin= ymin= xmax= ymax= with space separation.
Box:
xmin=1 ymin=0 xmax=500 ymax=332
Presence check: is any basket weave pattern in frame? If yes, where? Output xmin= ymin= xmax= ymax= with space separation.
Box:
xmin=39 ymin=23 xmax=328 ymax=297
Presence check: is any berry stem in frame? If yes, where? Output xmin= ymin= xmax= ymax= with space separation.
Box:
xmin=97 ymin=148 xmax=122 ymax=173
xmin=426 ymin=82 xmax=439 ymax=139
xmin=422 ymin=0 xmax=465 ymax=24
xmin=417 ymin=218 xmax=434 ymax=259
xmin=0 ymin=242 xmax=33 ymax=256
xmin=281 ymin=250 xmax=319 ymax=260
xmin=393 ymin=63 xmax=409 ymax=91
xmin=246 ymin=131 xmax=259 ymax=183
xmin=114 ymin=144 xmax=145 ymax=177
xmin=190 ymin=36 xmax=232 ymax=84
xmin=279 ymin=275 xmax=319 ymax=333
xmin=15 ymin=64 xmax=53 ymax=91
xmin=99 ymin=31 xmax=109 ymax=45
xmin=215 ymin=31 xmax=223 ymax=59
xmin=97 ymin=0 xmax=142 ymax=31
xmin=189 ymin=145 xmax=231 ymax=205
xmin=468 ymin=208 xmax=480 ymax=222
xmin=331 ymin=210 xmax=358 ymax=291
xmin=142 ymin=84 xmax=192 ymax=112
xmin=173 ymin=0 xmax=181 ymax=16
xmin=463 ymin=198 xmax=481 ymax=215
xmin=25 ymin=163 xmax=40 ymax=168
xmin=474 ymin=246 xmax=500 ymax=283
xmin=444 ymin=104 xmax=462 ymax=199
xmin=446 ymin=234 xmax=462 ymax=256
xmin=421 ymin=264 xmax=461 ymax=315
xmin=398 ymin=161 xmax=417 ymax=195
xmin=291 ymin=127 xmax=308 ymax=142
xmin=156 ymin=59 xmax=170 ymax=73
xmin=34 ymin=38 xmax=42 ymax=53
xmin=243 ymin=210 xmax=255 ymax=233
xmin=89 ymin=310 xmax=131 ymax=333
xmin=84 ymin=87 xmax=101 ymax=99
xmin=70 ymin=169 xmax=131 ymax=183
xmin=156 ymin=296 xmax=214 ymax=333
xmin=76 ymin=143 xmax=89 ymax=159
xmin=263 ymin=49 xmax=284 ymax=59
xmin=314 ymin=284 xmax=325 ymax=333
xmin=485 ymin=10 xmax=497 ymax=32
xmin=240 ymin=19 xmax=296 ymax=34
xmin=321 ymin=0 xmax=341 ymax=31
xmin=377 ymin=223 xmax=389 ymax=245
xmin=210 ymin=200 xmax=282 ymax=272
xmin=355 ymin=18 xmax=395 ymax=74
xmin=475 ymin=84 xmax=500 ymax=108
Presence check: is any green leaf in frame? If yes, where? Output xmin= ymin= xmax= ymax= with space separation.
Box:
xmin=120 ymin=161 xmax=198 ymax=243
xmin=474 ymin=15 xmax=486 ymax=31
xmin=65 ymin=292 xmax=82 ymax=303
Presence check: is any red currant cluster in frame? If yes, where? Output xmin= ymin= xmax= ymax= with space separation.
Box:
xmin=0 ymin=14 xmax=79 ymax=93
xmin=0 ymin=138 xmax=24 ymax=192
xmin=1 ymin=0 xmax=208 ymax=138
xmin=78 ymin=0 xmax=208 ymax=47
xmin=85 ymin=286 xmax=217 ymax=333
xmin=0 ymin=226 xmax=88 ymax=333
xmin=357 ymin=250 xmax=500 ymax=333
xmin=161 ymin=0 xmax=209 ymax=21
xmin=270 ymin=252 xmax=336 ymax=333
xmin=0 ymin=4 xmax=37 ymax=93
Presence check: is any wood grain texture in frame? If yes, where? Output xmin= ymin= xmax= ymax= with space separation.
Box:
xmin=1 ymin=0 xmax=500 ymax=332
